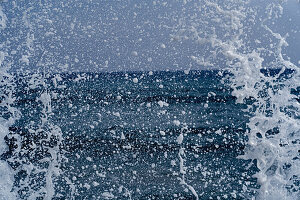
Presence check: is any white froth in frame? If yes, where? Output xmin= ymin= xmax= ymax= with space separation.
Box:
xmin=173 ymin=120 xmax=180 ymax=126
xmin=0 ymin=123 xmax=17 ymax=200
xmin=158 ymin=100 xmax=169 ymax=107
xmin=102 ymin=192 xmax=115 ymax=199
xmin=177 ymin=133 xmax=183 ymax=144
xmin=0 ymin=161 xmax=16 ymax=200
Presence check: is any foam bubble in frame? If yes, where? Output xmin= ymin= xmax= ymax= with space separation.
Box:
xmin=132 ymin=78 xmax=138 ymax=83
xmin=131 ymin=51 xmax=138 ymax=56
xmin=160 ymin=43 xmax=166 ymax=49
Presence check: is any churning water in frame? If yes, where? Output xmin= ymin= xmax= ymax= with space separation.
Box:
xmin=0 ymin=1 xmax=299 ymax=199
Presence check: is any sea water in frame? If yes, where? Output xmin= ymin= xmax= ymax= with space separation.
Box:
xmin=1 ymin=70 xmax=298 ymax=199
xmin=5 ymin=71 xmax=256 ymax=199
xmin=0 ymin=0 xmax=299 ymax=199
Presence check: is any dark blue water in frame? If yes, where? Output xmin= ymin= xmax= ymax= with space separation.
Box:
xmin=4 ymin=70 xmax=261 ymax=199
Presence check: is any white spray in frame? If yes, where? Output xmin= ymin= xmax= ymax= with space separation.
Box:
xmin=175 ymin=0 xmax=299 ymax=199
xmin=0 ymin=5 xmax=19 ymax=200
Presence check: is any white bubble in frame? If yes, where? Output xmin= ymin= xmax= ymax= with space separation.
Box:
xmin=255 ymin=39 xmax=261 ymax=44
xmin=86 ymin=157 xmax=92 ymax=161
xmin=171 ymin=160 xmax=176 ymax=166
xmin=92 ymin=181 xmax=99 ymax=187
xmin=121 ymin=133 xmax=125 ymax=140
xmin=177 ymin=133 xmax=183 ymax=144
xmin=84 ymin=183 xmax=90 ymax=190
xmin=131 ymin=51 xmax=138 ymax=56
xmin=148 ymin=71 xmax=153 ymax=75
xmin=113 ymin=112 xmax=120 ymax=117
xmin=20 ymin=55 xmax=29 ymax=65
xmin=133 ymin=78 xmax=138 ymax=83
xmin=184 ymin=69 xmax=190 ymax=75
xmin=208 ymin=92 xmax=216 ymax=97
xmin=160 ymin=43 xmax=166 ymax=48
xmin=173 ymin=120 xmax=180 ymax=126
xmin=160 ymin=130 xmax=165 ymax=136
xmin=158 ymin=100 xmax=169 ymax=107
xmin=102 ymin=192 xmax=114 ymax=198
xmin=190 ymin=55 xmax=196 ymax=60
xmin=158 ymin=100 xmax=164 ymax=107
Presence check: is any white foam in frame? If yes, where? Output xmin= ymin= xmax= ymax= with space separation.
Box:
xmin=176 ymin=1 xmax=299 ymax=198
xmin=158 ymin=100 xmax=169 ymax=107
xmin=173 ymin=119 xmax=180 ymax=126
xmin=0 ymin=161 xmax=16 ymax=200
xmin=0 ymin=122 xmax=17 ymax=200
xmin=0 ymin=122 xmax=8 ymax=155
xmin=227 ymin=14 xmax=300 ymax=200
xmin=102 ymin=192 xmax=115 ymax=199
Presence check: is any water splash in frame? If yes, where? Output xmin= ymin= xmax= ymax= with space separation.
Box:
xmin=227 ymin=3 xmax=300 ymax=199
xmin=0 ymin=0 xmax=299 ymax=199
xmin=0 ymin=6 xmax=18 ymax=197
xmin=174 ymin=0 xmax=300 ymax=198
